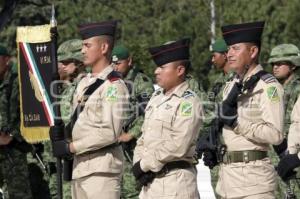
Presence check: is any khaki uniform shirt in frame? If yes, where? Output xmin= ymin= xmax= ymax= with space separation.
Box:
xmin=71 ymin=65 xmax=129 ymax=179
xmin=288 ymin=96 xmax=300 ymax=155
xmin=133 ymin=81 xmax=203 ymax=172
xmin=217 ymin=64 xmax=284 ymax=198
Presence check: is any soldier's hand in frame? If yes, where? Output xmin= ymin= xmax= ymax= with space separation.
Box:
xmin=8 ymin=138 xmax=32 ymax=153
xmin=51 ymin=140 xmax=72 ymax=158
xmin=224 ymin=82 xmax=242 ymax=107
xmin=132 ymin=161 xmax=145 ymax=179
xmin=118 ymin=132 xmax=133 ymax=143
xmin=0 ymin=133 xmax=13 ymax=146
xmin=132 ymin=161 xmax=155 ymax=186
xmin=137 ymin=171 xmax=155 ymax=186
xmin=277 ymin=154 xmax=300 ymax=181
xmin=202 ymin=150 xmax=218 ymax=169
xmin=49 ymin=124 xmax=65 ymax=141
xmin=273 ymin=138 xmax=287 ymax=158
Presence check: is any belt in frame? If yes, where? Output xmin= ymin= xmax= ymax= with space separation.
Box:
xmin=222 ymin=150 xmax=268 ymax=164
xmin=156 ymin=161 xmax=192 ymax=177
xmin=79 ymin=142 xmax=119 ymax=156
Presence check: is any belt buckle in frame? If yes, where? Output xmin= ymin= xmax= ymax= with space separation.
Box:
xmin=243 ymin=151 xmax=249 ymax=163
xmin=222 ymin=153 xmax=230 ymax=164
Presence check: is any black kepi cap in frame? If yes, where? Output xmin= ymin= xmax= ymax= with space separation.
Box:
xmin=149 ymin=38 xmax=190 ymax=66
xmin=79 ymin=20 xmax=117 ymax=39
xmin=221 ymin=21 xmax=265 ymax=46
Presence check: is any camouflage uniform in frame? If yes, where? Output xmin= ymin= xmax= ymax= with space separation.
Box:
xmin=196 ymin=39 xmax=232 ymax=198
xmin=0 ymin=65 xmax=33 ymax=199
xmin=121 ymin=66 xmax=154 ymax=199
xmin=268 ymin=44 xmax=300 ymax=198
xmin=186 ymin=74 xmax=206 ymax=100
xmin=206 ymin=71 xmax=234 ymax=196
xmin=112 ymin=44 xmax=154 ymax=199
xmin=27 ymin=39 xmax=84 ymax=199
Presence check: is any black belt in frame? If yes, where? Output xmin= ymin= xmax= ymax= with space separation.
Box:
xmin=156 ymin=161 xmax=192 ymax=177
xmin=78 ymin=142 xmax=119 ymax=156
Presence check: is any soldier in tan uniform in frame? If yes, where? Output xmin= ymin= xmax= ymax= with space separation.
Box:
xmin=132 ymin=38 xmax=203 ymax=198
xmin=278 ymin=96 xmax=300 ymax=180
xmin=207 ymin=21 xmax=285 ymax=198
xmin=50 ymin=20 xmax=129 ymax=199
xmin=277 ymin=95 xmax=300 ymax=198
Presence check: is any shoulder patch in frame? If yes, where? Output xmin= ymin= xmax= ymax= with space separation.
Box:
xmin=261 ymin=74 xmax=277 ymax=84
xmin=182 ymin=90 xmax=195 ymax=99
xmin=179 ymin=101 xmax=193 ymax=116
xmin=266 ymin=86 xmax=280 ymax=102
xmin=106 ymin=85 xmax=118 ymax=102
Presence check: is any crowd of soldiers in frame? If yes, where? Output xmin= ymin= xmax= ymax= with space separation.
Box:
xmin=0 ymin=18 xmax=300 ymax=199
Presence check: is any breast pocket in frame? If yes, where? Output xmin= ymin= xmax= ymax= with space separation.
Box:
xmin=84 ymin=95 xmax=102 ymax=124
xmin=240 ymin=95 xmax=262 ymax=123
xmin=156 ymin=108 xmax=176 ymax=140
xmin=144 ymin=106 xmax=163 ymax=139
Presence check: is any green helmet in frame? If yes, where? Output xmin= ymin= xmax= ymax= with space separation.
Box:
xmin=57 ymin=39 xmax=83 ymax=62
xmin=268 ymin=44 xmax=300 ymax=66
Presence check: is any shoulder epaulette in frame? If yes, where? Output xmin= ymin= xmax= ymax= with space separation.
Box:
xmin=182 ymin=90 xmax=195 ymax=99
xmin=261 ymin=73 xmax=277 ymax=84
xmin=107 ymin=71 xmax=122 ymax=82
xmin=153 ymin=89 xmax=162 ymax=96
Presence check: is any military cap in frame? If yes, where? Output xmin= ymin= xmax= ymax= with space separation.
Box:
xmin=57 ymin=39 xmax=83 ymax=62
xmin=149 ymin=38 xmax=190 ymax=66
xmin=268 ymin=44 xmax=300 ymax=66
xmin=0 ymin=45 xmax=9 ymax=56
xmin=211 ymin=39 xmax=228 ymax=53
xmin=78 ymin=20 xmax=117 ymax=40
xmin=221 ymin=21 xmax=265 ymax=46
xmin=112 ymin=45 xmax=130 ymax=62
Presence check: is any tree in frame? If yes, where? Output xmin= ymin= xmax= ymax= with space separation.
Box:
xmin=0 ymin=0 xmax=300 ymax=88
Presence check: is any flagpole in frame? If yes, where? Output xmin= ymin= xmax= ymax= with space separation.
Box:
xmin=50 ymin=4 xmax=63 ymax=199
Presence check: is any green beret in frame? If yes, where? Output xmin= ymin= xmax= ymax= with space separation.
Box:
xmin=211 ymin=39 xmax=228 ymax=53
xmin=112 ymin=45 xmax=130 ymax=62
xmin=0 ymin=45 xmax=9 ymax=56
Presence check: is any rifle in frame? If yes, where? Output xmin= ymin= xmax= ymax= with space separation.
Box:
xmin=285 ymin=180 xmax=296 ymax=199
xmin=196 ymin=105 xmax=226 ymax=166
xmin=210 ymin=105 xmax=226 ymax=163
xmin=121 ymin=89 xmax=150 ymax=163
xmin=196 ymin=82 xmax=242 ymax=166
xmin=0 ymin=127 xmax=47 ymax=171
